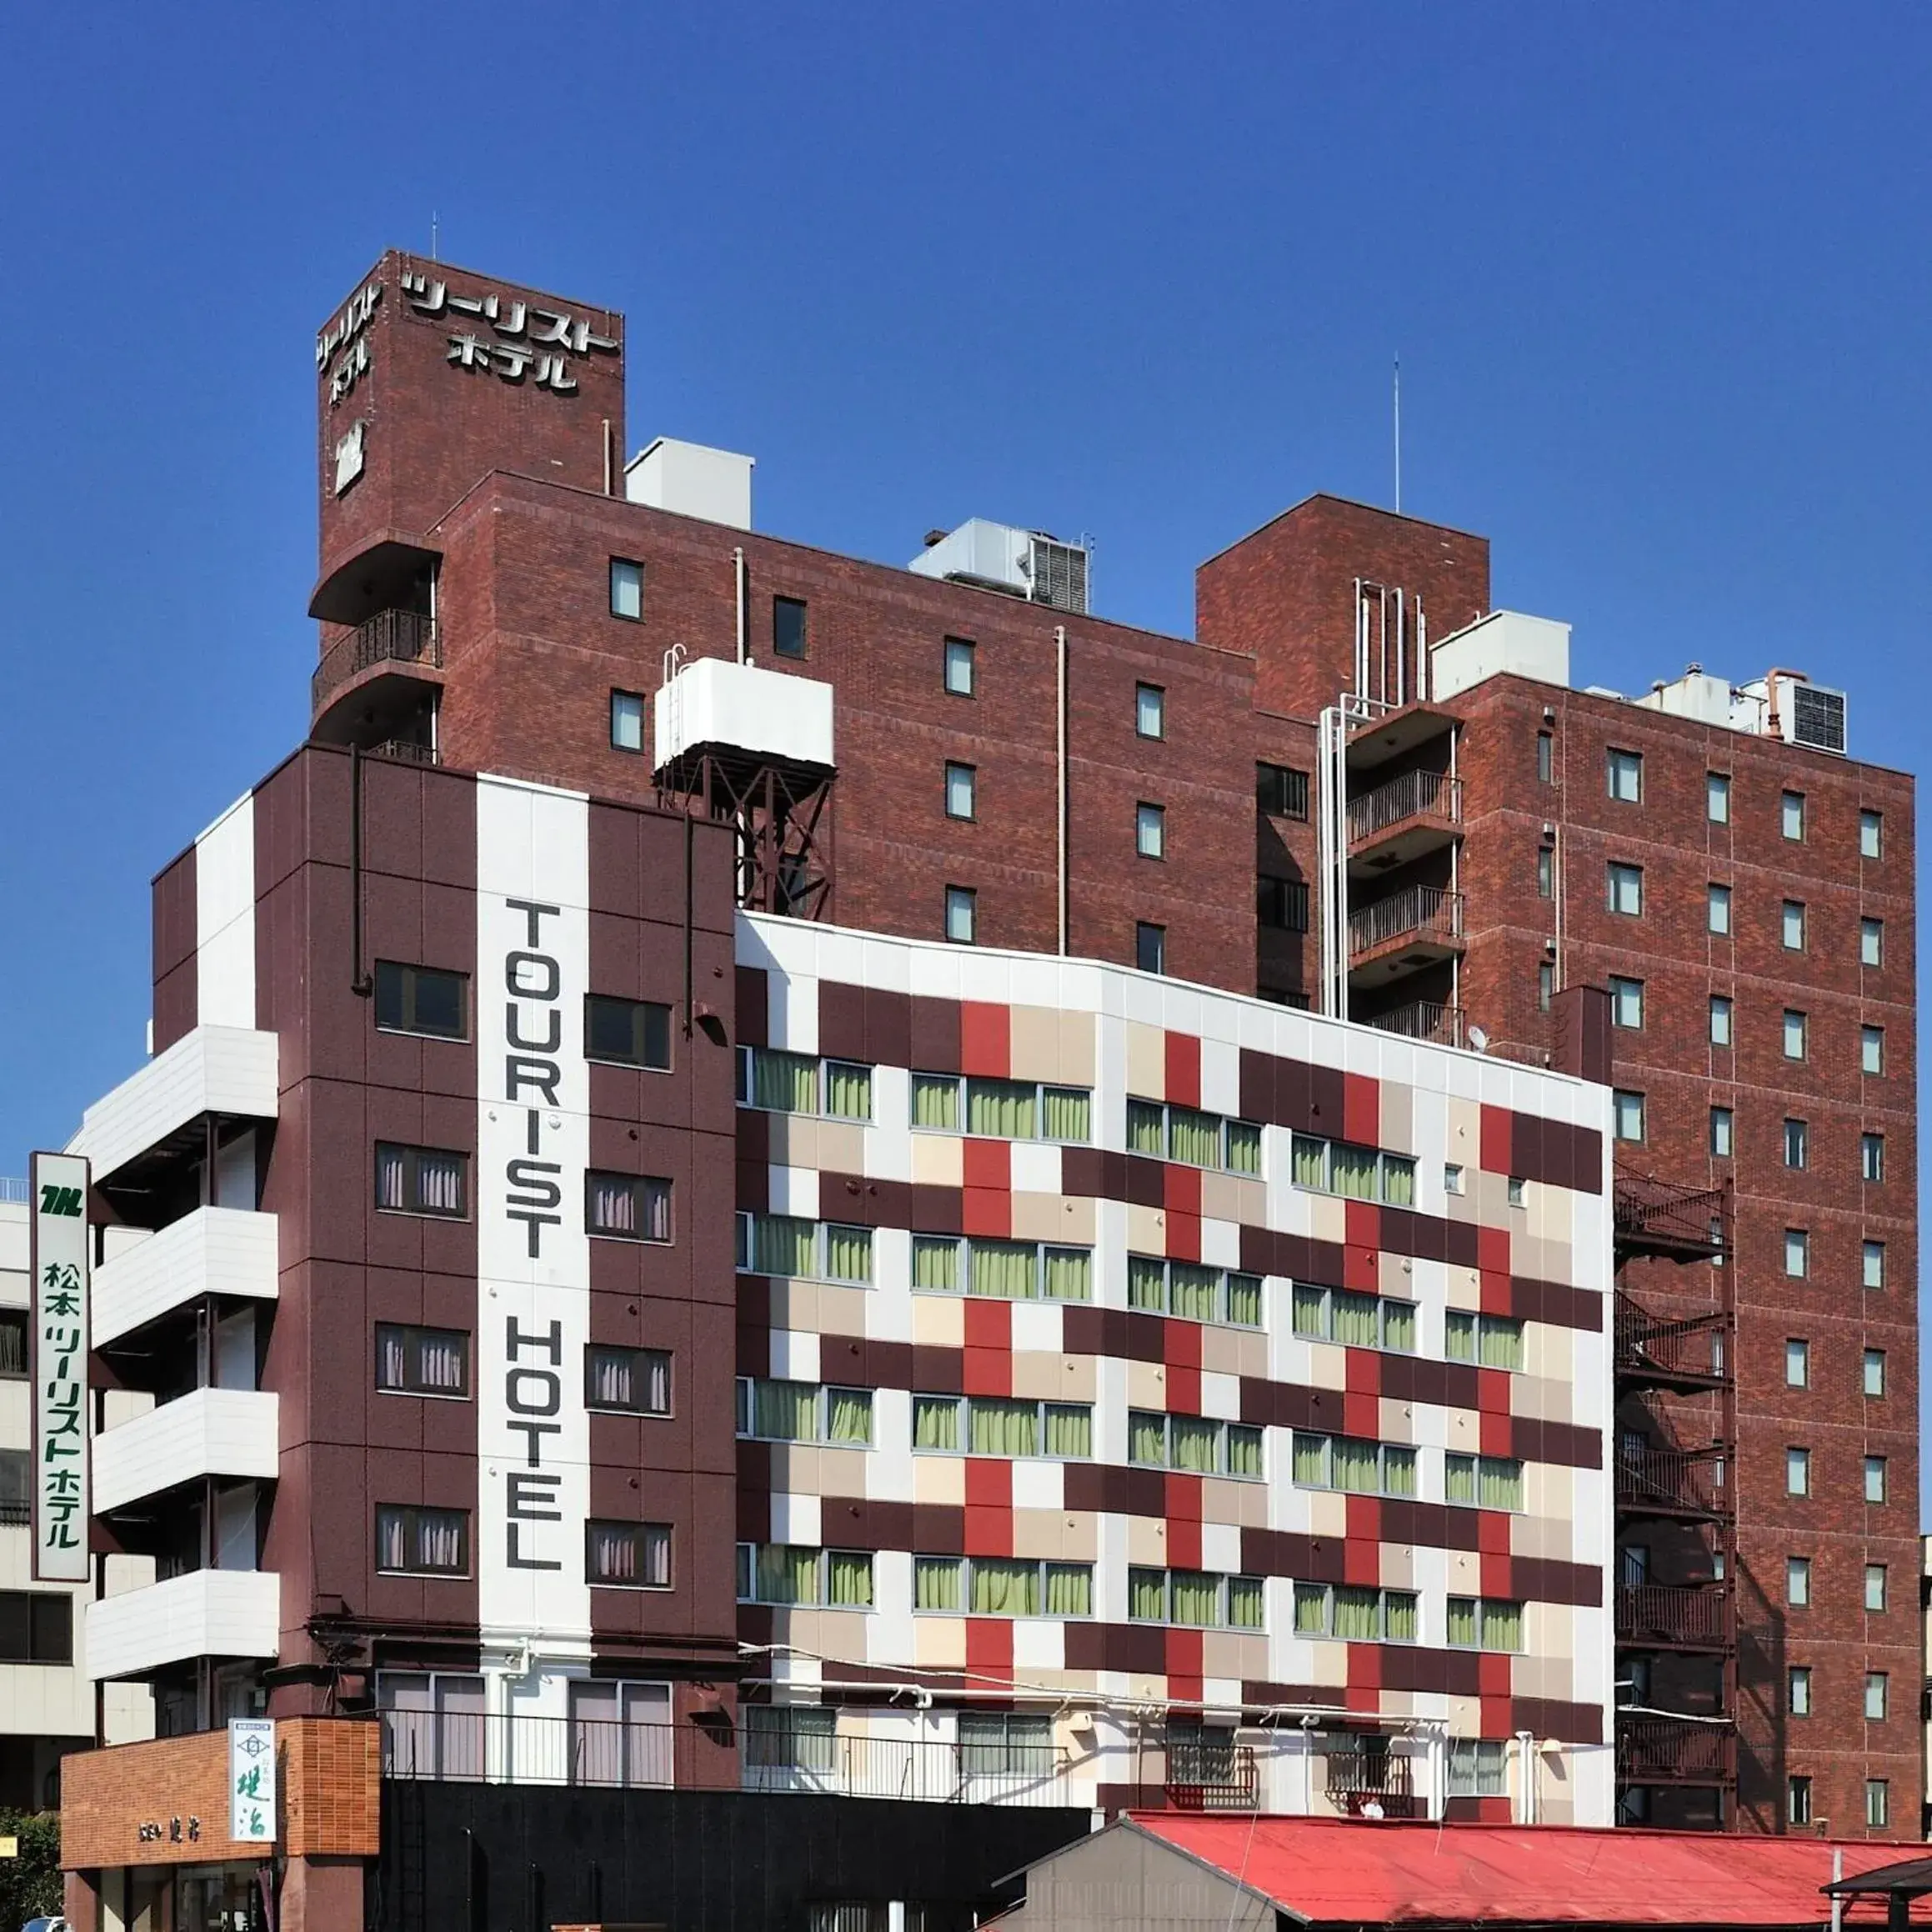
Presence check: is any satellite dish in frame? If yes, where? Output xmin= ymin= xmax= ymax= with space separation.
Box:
xmin=1467 ymin=1026 xmax=1489 ymax=1054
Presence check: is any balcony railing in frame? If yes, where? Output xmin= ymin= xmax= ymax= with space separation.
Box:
xmin=312 ymin=609 xmax=442 ymax=711
xmin=1616 ymin=1715 xmax=1735 ymax=1785
xmin=1613 ymin=1167 xmax=1728 ymax=1261
xmin=1615 ymin=1293 xmax=1729 ymax=1389
xmin=1348 ymin=884 xmax=1464 ymax=958
xmin=1347 ymin=770 xmax=1462 ymax=843
xmin=1324 ymin=1747 xmax=1420 ymax=1819
xmin=367 ymin=738 xmax=440 ymax=766
xmin=1163 ymin=1740 xmax=1259 ymax=1813
xmin=1616 ymin=1446 xmax=1729 ymax=1519
xmin=1616 ymin=1583 xmax=1731 ymax=1649
xmin=1362 ymin=1001 xmax=1464 ymax=1048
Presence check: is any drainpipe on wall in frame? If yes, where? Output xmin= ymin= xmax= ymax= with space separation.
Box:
xmin=1056 ymin=625 xmax=1069 ymax=954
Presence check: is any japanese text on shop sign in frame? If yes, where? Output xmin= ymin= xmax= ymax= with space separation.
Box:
xmin=30 ymin=1153 xmax=89 ymax=1583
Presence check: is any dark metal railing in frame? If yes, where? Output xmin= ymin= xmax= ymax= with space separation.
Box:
xmin=1615 ymin=1293 xmax=1729 ymax=1387
xmin=1613 ymin=1168 xmax=1728 ymax=1260
xmin=1616 ymin=1584 xmax=1731 ymax=1649
xmin=1363 ymin=1001 xmax=1465 ymax=1048
xmin=1324 ymin=1746 xmax=1420 ymax=1818
xmin=367 ymin=738 xmax=440 ymax=767
xmin=312 ymin=610 xmax=442 ymax=711
xmin=1616 ymin=1715 xmax=1734 ymax=1784
xmin=1348 ymin=884 xmax=1464 ymax=958
xmin=1616 ymin=1445 xmax=1729 ymax=1518
xmin=1347 ymin=770 xmax=1462 ymax=843
xmin=1162 ymin=1741 xmax=1259 ymax=1813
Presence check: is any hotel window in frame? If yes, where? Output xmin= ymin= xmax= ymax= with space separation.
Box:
xmin=958 ymin=1712 xmax=1055 ymax=1778
xmin=1136 ymin=922 xmax=1166 ymax=974
xmin=1860 ymin=808 xmax=1883 ymax=858
xmin=1780 ymin=789 xmax=1805 ymax=841
xmin=0 ymin=1593 xmax=73 ymax=1665
xmin=738 ymin=1048 xmax=873 ymax=1121
xmin=1129 ymin=1255 xmax=1264 ymax=1327
xmin=587 ymin=1345 xmax=671 ymax=1416
xmin=1706 ymin=772 xmax=1730 ymax=823
xmin=1784 ymin=1229 xmax=1809 ymax=1278
xmin=736 ymin=1544 xmax=876 ymax=1609
xmin=1607 ymin=748 xmax=1642 ymax=803
xmin=1141 ymin=1102 xmax=1264 ymax=1175
xmin=1785 ymin=1447 xmax=1810 ymax=1497
xmin=1128 ymin=1413 xmax=1264 ymax=1479
xmin=943 ymin=637 xmax=975 ymax=696
xmin=610 ymin=690 xmax=646 ymax=753
xmin=1709 ymin=1107 xmax=1733 ymax=1158
xmin=1609 ymin=977 xmax=1643 ymax=1029
xmin=1864 ymin=1564 xmax=1887 ymax=1611
xmin=1788 ymin=1666 xmax=1812 ymax=1717
xmin=913 ymin=1395 xmax=1091 ymax=1459
xmin=1787 ymin=1556 xmax=1811 ymax=1607
xmin=1444 ymin=1453 xmax=1524 ymax=1511
xmin=909 ymin=1234 xmax=1092 ymax=1303
xmin=375 ymin=1144 xmax=468 ymax=1219
xmin=1129 ymin=1568 xmax=1266 ymax=1630
xmin=374 ymin=961 xmax=468 ymax=1040
xmin=1861 ymin=1133 xmax=1885 ymax=1183
xmin=585 ymin=994 xmax=672 ymax=1070
xmin=1136 ymin=683 xmax=1165 ymax=738
xmin=1290 ymin=1283 xmax=1414 ymax=1352
xmin=1708 ymin=883 xmax=1731 ymax=934
xmin=587 ymin=1521 xmax=671 ymax=1589
xmin=1783 ymin=1009 xmax=1807 ymax=1059
xmin=1867 ymin=1781 xmax=1891 ymax=1830
xmin=772 ymin=595 xmax=808 ymax=659
xmin=1444 ymin=1164 xmax=1464 ymax=1195
xmin=1861 ymin=916 xmax=1884 ymax=966
xmin=608 ymin=558 xmax=643 ymax=620
xmin=1536 ymin=847 xmax=1553 ymax=898
xmin=1288 ymin=1132 xmax=1410 ymax=1201
xmin=744 ymin=1706 xmax=838 ymax=1775
xmin=1448 ymin=1739 xmax=1508 ymax=1798
xmin=1864 ymin=1455 xmax=1887 ymax=1504
xmin=1709 ymin=995 xmax=1732 ymax=1047
xmin=376 ymin=1504 xmax=469 ymax=1577
xmin=1445 ymin=1311 xmax=1524 ymax=1371
xmin=586 ymin=1172 xmax=672 ymax=1243
xmin=376 ymin=1324 xmax=469 ymax=1399
xmin=1258 ymin=875 xmax=1310 ymax=931
xmin=0 ymin=1310 xmax=23 ymax=1379
xmin=1784 ymin=1339 xmax=1809 ymax=1389
xmin=1290 ymin=1431 xmax=1417 ymax=1499
xmin=1292 ymin=1582 xmax=1417 ymax=1644
xmin=909 ymin=1073 xmax=1090 ymax=1143
xmin=908 ymin=1555 xmax=1091 ymax=1618
xmin=1783 ymin=1119 xmax=1808 ymax=1170
xmin=1863 ymin=1024 xmax=1884 ymax=1074
xmin=1789 ymin=1777 xmax=1813 ymax=1828
xmin=1136 ymin=802 xmax=1166 ymax=858
xmin=1864 ymin=1239 xmax=1886 ymax=1288
xmin=1538 ymin=962 xmax=1554 ymax=1011
xmin=1445 ymin=1597 xmax=1525 ymax=1653
xmin=1866 ymin=1673 xmax=1889 ymax=1721
xmin=735 ymin=1214 xmax=873 ymax=1285
xmin=736 ymin=1379 xmax=873 ymax=1447
xmin=944 ymin=885 xmax=976 ymax=944
xmin=1612 ymin=1089 xmax=1645 ymax=1144
xmin=944 ymin=762 xmax=976 ymax=820
xmin=1781 ymin=899 xmax=1806 ymax=950
xmin=1864 ymin=1349 xmax=1886 ymax=1398
xmin=1257 ymin=763 xmax=1310 ymax=819
xmin=1607 ymin=862 xmax=1643 ymax=915
xmin=1536 ymin=732 xmax=1553 ymax=783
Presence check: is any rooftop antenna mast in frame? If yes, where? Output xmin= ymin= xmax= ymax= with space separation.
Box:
xmin=1393 ymin=354 xmax=1402 ymax=515
xmin=431 ymin=211 xmax=439 ymax=262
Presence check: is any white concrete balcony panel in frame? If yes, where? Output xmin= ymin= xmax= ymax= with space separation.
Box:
xmin=69 ymin=1026 xmax=278 ymax=1184
xmin=653 ymin=657 xmax=833 ymax=772
xmin=93 ymin=1389 xmax=279 ymax=1515
xmin=85 ymin=1569 xmax=279 ymax=1681
xmin=93 ymin=1207 xmax=278 ymax=1349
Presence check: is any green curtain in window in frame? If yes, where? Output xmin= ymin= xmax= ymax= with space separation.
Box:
xmin=1043 ymin=1247 xmax=1091 ymax=1302
xmin=753 ymin=1380 xmax=818 ymax=1441
xmin=1168 ymin=1109 xmax=1220 ymax=1167
xmin=1331 ymin=1291 xmax=1379 ymax=1348
xmin=1333 ymin=1585 xmax=1381 ymax=1639
xmin=1446 ymin=1597 xmax=1478 ymax=1647
xmin=969 ymin=1399 xmax=1039 ymax=1457
xmin=823 ymin=1224 xmax=873 ymax=1284
xmin=1380 ymin=1155 xmax=1416 ymax=1206
xmin=1169 ymin=1264 xmax=1217 ymax=1321
xmin=1332 ymin=1438 xmax=1379 ymax=1492
xmin=1128 ymin=1256 xmax=1167 ymax=1312
xmin=1381 ymin=1299 xmax=1417 ymax=1353
xmin=1171 ymin=1417 xmax=1219 ymax=1474
xmin=1480 ymin=1459 xmax=1523 ymax=1511
xmin=1226 ymin=1425 xmax=1264 ymax=1478
xmin=912 ymin=1074 xmax=960 ymax=1130
xmin=1292 ymin=1134 xmax=1328 ymax=1189
xmin=1041 ymin=1087 xmax=1091 ymax=1143
xmin=753 ymin=1215 xmax=818 ymax=1278
xmin=1291 ymin=1282 xmax=1329 ymax=1338
xmin=1129 ymin=1568 xmax=1168 ymax=1621
xmin=826 ymin=1389 xmax=872 ymax=1444
xmin=753 ymin=1049 xmax=818 ymax=1114
xmin=1129 ymin=1413 xmax=1168 ymax=1466
xmin=1480 ymin=1319 xmax=1524 ymax=1371
xmin=1127 ymin=1101 xmax=1165 ymax=1155
xmin=969 ymin=1239 xmax=1036 ymax=1299
xmin=912 ymin=1235 xmax=961 ymax=1292
xmin=1332 ymin=1144 xmax=1378 ymax=1199
xmin=1043 ymin=1404 xmax=1091 ymax=1458
xmin=1169 ymin=1570 xmax=1218 ymax=1626
xmin=1293 ymin=1582 xmax=1329 ymax=1634
xmin=1044 ymin=1563 xmax=1091 ymax=1616
xmin=1225 ymin=1274 xmax=1263 ymax=1326
xmin=913 ymin=1395 xmax=960 ymax=1451
xmin=1225 ymin=1575 xmax=1264 ymax=1629
xmin=971 ymin=1559 xmax=1040 ymax=1615
xmin=1482 ymin=1600 xmax=1524 ymax=1651
xmin=1444 ymin=1454 xmax=1477 ymax=1505
xmin=1444 ymin=1311 xmax=1477 ymax=1363
xmin=1292 ymin=1433 xmax=1328 ymax=1485
xmin=757 ymin=1545 xmax=818 ymax=1604
xmin=1225 ymin=1120 xmax=1262 ymax=1176
xmin=914 ymin=1556 xmax=962 ymax=1610
xmin=1382 ymin=1447 xmax=1417 ymax=1498
xmin=966 ymin=1079 xmax=1037 ymax=1139
xmin=823 ymin=1062 xmax=873 ymax=1121
xmin=827 ymin=1550 xmax=873 ymax=1606
xmin=1384 ymin=1590 xmax=1419 ymax=1641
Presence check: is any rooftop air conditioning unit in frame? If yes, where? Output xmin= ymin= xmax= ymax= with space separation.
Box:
xmin=1770 ymin=673 xmax=1847 ymax=756
xmin=908 ymin=518 xmax=1090 ymax=615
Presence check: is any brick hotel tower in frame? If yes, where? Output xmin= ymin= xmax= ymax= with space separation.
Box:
xmin=47 ymin=252 xmax=1914 ymax=1932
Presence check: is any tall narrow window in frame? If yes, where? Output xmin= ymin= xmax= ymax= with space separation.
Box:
xmin=1136 ymin=803 xmax=1165 ymax=858
xmin=943 ymin=638 xmax=975 ymax=696
xmin=1782 ymin=1009 xmax=1807 ymax=1060
xmin=1863 ymin=1240 xmax=1886 ymax=1289
xmin=1864 ymin=1455 xmax=1889 ymax=1504
xmin=1864 ymin=1349 xmax=1886 ymax=1398
xmin=1859 ymin=808 xmax=1883 ymax=858
xmin=1709 ymin=1107 xmax=1733 ymax=1157
xmin=1538 ymin=963 xmax=1554 ymax=1011
xmin=1706 ymin=772 xmax=1730 ymax=823
xmin=1787 ymin=1556 xmax=1811 ymax=1606
xmin=1861 ymin=1133 xmax=1885 ymax=1183
xmin=944 ymin=763 xmax=976 ymax=821
xmin=1536 ymin=848 xmax=1553 ymax=898
xmin=1864 ymin=1564 xmax=1887 ymax=1611
xmin=1708 ymin=883 xmax=1731 ymax=934
xmin=944 ymin=886 xmax=976 ymax=944
xmin=1861 ymin=917 xmax=1884 ymax=966
xmin=1612 ymin=1090 xmax=1645 ymax=1144
xmin=1136 ymin=683 xmax=1165 ymax=738
xmin=1785 ymin=1447 xmax=1810 ymax=1496
xmin=1609 ymin=977 xmax=1643 ymax=1029
xmin=1789 ymin=1777 xmax=1813 ymax=1827
xmin=1788 ymin=1666 xmax=1812 ymax=1716
xmin=1782 ymin=1119 xmax=1808 ymax=1169
xmin=1607 ymin=748 xmax=1642 ymax=803
xmin=1607 ymin=863 xmax=1643 ymax=916
xmin=1862 ymin=1024 xmax=1884 ymax=1074
xmin=1709 ymin=995 xmax=1732 ymax=1047
xmin=610 ymin=691 xmax=646 ymax=753
xmin=1536 ymin=732 xmax=1553 ymax=783
xmin=1867 ymin=1781 xmax=1891 ymax=1829
xmin=772 ymin=596 xmax=808 ymax=659
xmin=1781 ymin=899 xmax=1806 ymax=950
xmin=609 ymin=558 xmax=643 ymax=620
xmin=1136 ymin=923 xmax=1167 ymax=974
xmin=1780 ymin=790 xmax=1805 ymax=841
xmin=1784 ymin=1339 xmax=1809 ymax=1388
xmin=1784 ymin=1229 xmax=1809 ymax=1278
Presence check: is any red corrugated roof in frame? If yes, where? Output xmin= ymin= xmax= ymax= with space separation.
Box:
xmin=1128 ymin=1814 xmax=1932 ymax=1925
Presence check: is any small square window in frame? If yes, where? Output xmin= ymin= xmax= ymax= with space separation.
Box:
xmin=1861 ymin=917 xmax=1884 ymax=967
xmin=944 ymin=638 xmax=976 ymax=696
xmin=1789 ymin=1776 xmax=1813 ymax=1828
xmin=1788 ymin=1665 xmax=1811 ymax=1716
xmin=1707 ymin=884 xmax=1731 ymax=934
xmin=1863 ymin=1239 xmax=1886 ymax=1289
xmin=1864 ymin=1455 xmax=1888 ymax=1504
xmin=1607 ymin=748 xmax=1642 ymax=803
xmin=1782 ymin=1009 xmax=1807 ymax=1060
xmin=1781 ymin=899 xmax=1806 ymax=950
xmin=1781 ymin=790 xmax=1805 ymax=841
xmin=1136 ymin=922 xmax=1167 ymax=974
xmin=1787 ymin=1556 xmax=1811 ymax=1607
xmin=1867 ymin=1779 xmax=1890 ymax=1829
xmin=1536 ymin=732 xmax=1553 ymax=783
xmin=1709 ymin=1107 xmax=1734 ymax=1158
xmin=1136 ymin=683 xmax=1165 ymax=738
xmin=1136 ymin=802 xmax=1165 ymax=859
xmin=944 ymin=886 xmax=976 ymax=945
xmin=1537 ymin=963 xmax=1554 ymax=1011
xmin=1783 ymin=1119 xmax=1808 ymax=1169
xmin=1536 ymin=848 xmax=1553 ymax=898
xmin=375 ymin=961 xmax=468 ymax=1040
xmin=585 ymin=995 xmax=673 ymax=1070
xmin=1444 ymin=1164 xmax=1464 ymax=1195
xmin=1709 ymin=995 xmax=1732 ymax=1047
xmin=1706 ymin=772 xmax=1730 ymax=823
xmin=1859 ymin=808 xmax=1883 ymax=859
xmin=1862 ymin=1024 xmax=1884 ymax=1074
xmin=773 ymin=596 xmax=808 ymax=659
xmin=610 ymin=689 xmax=646 ymax=753
xmin=1784 ymin=1339 xmax=1809 ymax=1388
xmin=1864 ymin=1349 xmax=1885 ymax=1398
xmin=1864 ymin=1563 xmax=1887 ymax=1611
xmin=1861 ymin=1132 xmax=1885 ymax=1183
xmin=1507 ymin=1177 xmax=1526 ymax=1209
xmin=1612 ymin=1089 xmax=1645 ymax=1144
xmin=1785 ymin=1447 xmax=1810 ymax=1496
xmin=1609 ymin=977 xmax=1643 ymax=1029
xmin=609 ymin=558 xmax=643 ymax=621
xmin=1784 ymin=1229 xmax=1809 ymax=1278
xmin=1607 ymin=863 xmax=1643 ymax=916
xmin=944 ymin=762 xmax=976 ymax=820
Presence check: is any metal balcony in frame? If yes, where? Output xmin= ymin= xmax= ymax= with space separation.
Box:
xmin=311 ymin=609 xmax=441 ymax=713
xmin=1362 ymin=1000 xmax=1464 ymax=1049
xmin=1616 ymin=1584 xmax=1732 ymax=1652
xmin=1616 ymin=1446 xmax=1729 ymax=1521
xmin=1616 ymin=1714 xmax=1735 ymax=1787
xmin=1323 ymin=1745 xmax=1420 ymax=1819
xmin=1615 ymin=1293 xmax=1729 ymax=1394
xmin=1164 ymin=1740 xmax=1259 ymax=1814
xmin=1346 ymin=884 xmax=1464 ymax=986
xmin=1346 ymin=771 xmax=1462 ymax=878
xmin=1613 ymin=1168 xmax=1729 ymax=1264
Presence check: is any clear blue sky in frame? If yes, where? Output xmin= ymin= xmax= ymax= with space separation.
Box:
xmin=3 ymin=8 xmax=1927 ymax=1500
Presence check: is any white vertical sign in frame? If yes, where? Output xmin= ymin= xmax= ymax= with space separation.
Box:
xmin=475 ymin=778 xmax=593 ymax=1655
xmin=30 ymin=1151 xmax=90 ymax=1582
xmin=228 ymin=1718 xmax=276 ymax=1842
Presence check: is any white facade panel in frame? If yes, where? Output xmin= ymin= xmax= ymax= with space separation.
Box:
xmin=653 ymin=658 xmax=834 ymax=772
xmin=622 ymin=436 xmax=753 ymax=529
xmin=93 ymin=1206 xmax=278 ymax=1349
xmin=69 ymin=1026 xmax=278 ymax=1184
xmin=85 ymin=1569 xmax=280 ymax=1680
xmin=195 ymin=793 xmax=257 ymax=1029
xmin=93 ymin=1389 xmax=280 ymax=1515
